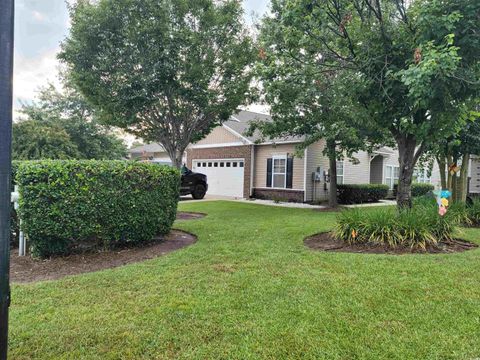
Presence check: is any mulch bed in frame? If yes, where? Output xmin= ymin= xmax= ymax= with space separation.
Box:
xmin=176 ymin=211 xmax=207 ymax=220
xmin=304 ymin=232 xmax=478 ymax=255
xmin=10 ymin=230 xmax=197 ymax=283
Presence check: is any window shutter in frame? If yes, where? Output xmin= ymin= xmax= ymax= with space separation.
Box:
xmin=286 ymin=157 xmax=293 ymax=189
xmin=266 ymin=158 xmax=273 ymax=187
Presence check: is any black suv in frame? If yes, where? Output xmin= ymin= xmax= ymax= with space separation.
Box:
xmin=180 ymin=165 xmax=208 ymax=199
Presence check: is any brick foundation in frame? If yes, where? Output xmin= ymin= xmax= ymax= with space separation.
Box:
xmin=186 ymin=145 xmax=253 ymax=198
xmin=253 ymin=188 xmax=304 ymax=203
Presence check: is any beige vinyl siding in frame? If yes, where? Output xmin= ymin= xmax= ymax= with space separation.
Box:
xmin=305 ymin=140 xmax=329 ymax=201
xmin=343 ymin=151 xmax=371 ymax=184
xmin=469 ymin=158 xmax=480 ymax=193
xmin=254 ymin=143 xmax=305 ymax=190
xmin=195 ymin=126 xmax=241 ymax=145
xmin=153 ymin=151 xmax=169 ymax=159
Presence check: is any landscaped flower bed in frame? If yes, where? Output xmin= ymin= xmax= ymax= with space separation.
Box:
xmin=322 ymin=197 xmax=478 ymax=253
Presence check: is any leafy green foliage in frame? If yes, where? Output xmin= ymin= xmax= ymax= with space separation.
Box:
xmin=394 ymin=183 xmax=434 ymax=197
xmin=14 ymin=84 xmax=127 ymax=160
xmin=334 ymin=201 xmax=458 ymax=249
xmin=337 ymin=184 xmax=389 ymax=204
xmin=411 ymin=183 xmax=435 ymax=197
xmin=13 ymin=120 xmax=80 ymax=160
xmin=466 ymin=197 xmax=480 ymax=226
xmin=17 ymin=160 xmax=180 ymax=258
xmin=262 ymin=0 xmax=480 ymax=208
xmin=60 ymin=0 xmax=254 ymax=167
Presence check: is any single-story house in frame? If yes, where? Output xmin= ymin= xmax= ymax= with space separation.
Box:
xmin=184 ymin=110 xmax=405 ymax=202
xmin=129 ymin=143 xmax=186 ymax=165
xmin=129 ymin=110 xmax=480 ymax=202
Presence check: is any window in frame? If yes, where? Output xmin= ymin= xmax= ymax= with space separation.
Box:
xmin=336 ymin=160 xmax=345 ymax=185
xmin=208 ymin=162 xmax=212 ymax=167
xmin=220 ymin=162 xmax=224 ymax=167
xmin=202 ymin=162 xmax=207 ymax=167
xmin=239 ymin=162 xmax=244 ymax=168
xmin=214 ymin=162 xmax=218 ymax=167
xmin=272 ymin=155 xmax=287 ymax=188
xmin=233 ymin=162 xmax=238 ymax=167
xmin=385 ymin=165 xmax=400 ymax=190
xmin=414 ymin=168 xmax=431 ymax=183
xmin=226 ymin=162 xmax=231 ymax=167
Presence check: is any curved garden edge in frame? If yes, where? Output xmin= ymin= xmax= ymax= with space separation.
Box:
xmin=10 ymin=229 xmax=197 ymax=284
xmin=176 ymin=211 xmax=207 ymax=220
xmin=304 ymin=232 xmax=478 ymax=255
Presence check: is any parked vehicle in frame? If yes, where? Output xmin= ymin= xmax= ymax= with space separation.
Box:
xmin=180 ymin=165 xmax=208 ymax=199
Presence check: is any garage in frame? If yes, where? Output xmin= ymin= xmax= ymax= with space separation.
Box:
xmin=192 ymin=159 xmax=245 ymax=198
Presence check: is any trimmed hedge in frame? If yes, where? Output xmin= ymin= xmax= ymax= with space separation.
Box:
xmin=17 ymin=160 xmax=180 ymax=258
xmin=337 ymin=184 xmax=389 ymax=204
xmin=393 ymin=183 xmax=434 ymax=197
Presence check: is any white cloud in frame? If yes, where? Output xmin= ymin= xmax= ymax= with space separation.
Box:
xmin=32 ymin=10 xmax=46 ymax=22
xmin=13 ymin=48 xmax=61 ymax=116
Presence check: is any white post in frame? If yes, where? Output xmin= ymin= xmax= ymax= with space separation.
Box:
xmin=11 ymin=185 xmax=25 ymax=256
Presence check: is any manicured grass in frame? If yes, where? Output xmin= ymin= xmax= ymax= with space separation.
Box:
xmin=9 ymin=201 xmax=480 ymax=359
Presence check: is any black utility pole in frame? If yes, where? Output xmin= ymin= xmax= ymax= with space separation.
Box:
xmin=0 ymin=0 xmax=14 ymax=358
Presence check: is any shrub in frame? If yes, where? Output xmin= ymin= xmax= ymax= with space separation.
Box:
xmin=17 ymin=160 xmax=180 ymax=257
xmin=334 ymin=199 xmax=458 ymax=249
xmin=337 ymin=184 xmax=389 ymax=204
xmin=393 ymin=183 xmax=434 ymax=197
xmin=466 ymin=197 xmax=480 ymax=226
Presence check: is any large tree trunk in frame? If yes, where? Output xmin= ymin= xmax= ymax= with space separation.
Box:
xmin=395 ymin=134 xmax=420 ymax=209
xmin=326 ymin=138 xmax=338 ymax=208
xmin=447 ymin=155 xmax=454 ymax=191
xmin=436 ymin=156 xmax=447 ymax=189
xmin=165 ymin=146 xmax=184 ymax=169
xmin=453 ymin=153 xmax=470 ymax=203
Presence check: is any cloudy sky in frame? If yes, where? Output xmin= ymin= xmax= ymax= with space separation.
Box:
xmin=13 ymin=0 xmax=270 ymax=118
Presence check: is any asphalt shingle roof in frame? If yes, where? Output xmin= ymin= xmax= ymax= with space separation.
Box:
xmin=224 ymin=110 xmax=304 ymax=143
xmin=128 ymin=110 xmax=304 ymax=154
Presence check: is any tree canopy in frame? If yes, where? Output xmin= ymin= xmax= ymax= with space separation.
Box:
xmin=60 ymin=0 xmax=255 ymax=167
xmin=13 ymin=83 xmax=127 ymax=160
xmin=257 ymin=0 xmax=480 ymax=207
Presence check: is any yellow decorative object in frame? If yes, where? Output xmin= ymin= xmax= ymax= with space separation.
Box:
xmin=449 ymin=163 xmax=460 ymax=175
xmin=351 ymin=229 xmax=357 ymax=239
xmin=441 ymin=198 xmax=449 ymax=207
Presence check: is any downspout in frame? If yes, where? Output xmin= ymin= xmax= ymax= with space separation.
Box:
xmin=303 ymin=147 xmax=308 ymax=202
xmin=250 ymin=145 xmax=255 ymax=198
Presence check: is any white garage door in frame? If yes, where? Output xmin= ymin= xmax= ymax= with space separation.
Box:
xmin=192 ymin=159 xmax=245 ymax=198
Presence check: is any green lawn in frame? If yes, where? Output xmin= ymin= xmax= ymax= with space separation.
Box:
xmin=9 ymin=201 xmax=480 ymax=359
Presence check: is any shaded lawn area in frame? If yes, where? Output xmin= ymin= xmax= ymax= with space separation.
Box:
xmin=9 ymin=201 xmax=480 ymax=359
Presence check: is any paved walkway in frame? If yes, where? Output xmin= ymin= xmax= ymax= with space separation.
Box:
xmin=180 ymin=195 xmax=396 ymax=209
xmin=342 ymin=199 xmax=397 ymax=208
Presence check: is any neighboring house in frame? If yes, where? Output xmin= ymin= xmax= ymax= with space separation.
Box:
xmin=130 ymin=110 xmax=480 ymax=201
xmin=129 ymin=143 xmax=186 ymax=165
xmin=185 ymin=110 xmax=412 ymax=202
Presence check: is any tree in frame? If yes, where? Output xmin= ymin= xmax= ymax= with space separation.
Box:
xmin=14 ymin=84 xmax=127 ymax=160
xmin=251 ymin=42 xmax=382 ymax=206
xmin=432 ymin=105 xmax=480 ymax=203
xmin=60 ymin=0 xmax=255 ymax=168
xmin=12 ymin=120 xmax=80 ymax=160
xmin=262 ymin=0 xmax=479 ymax=208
